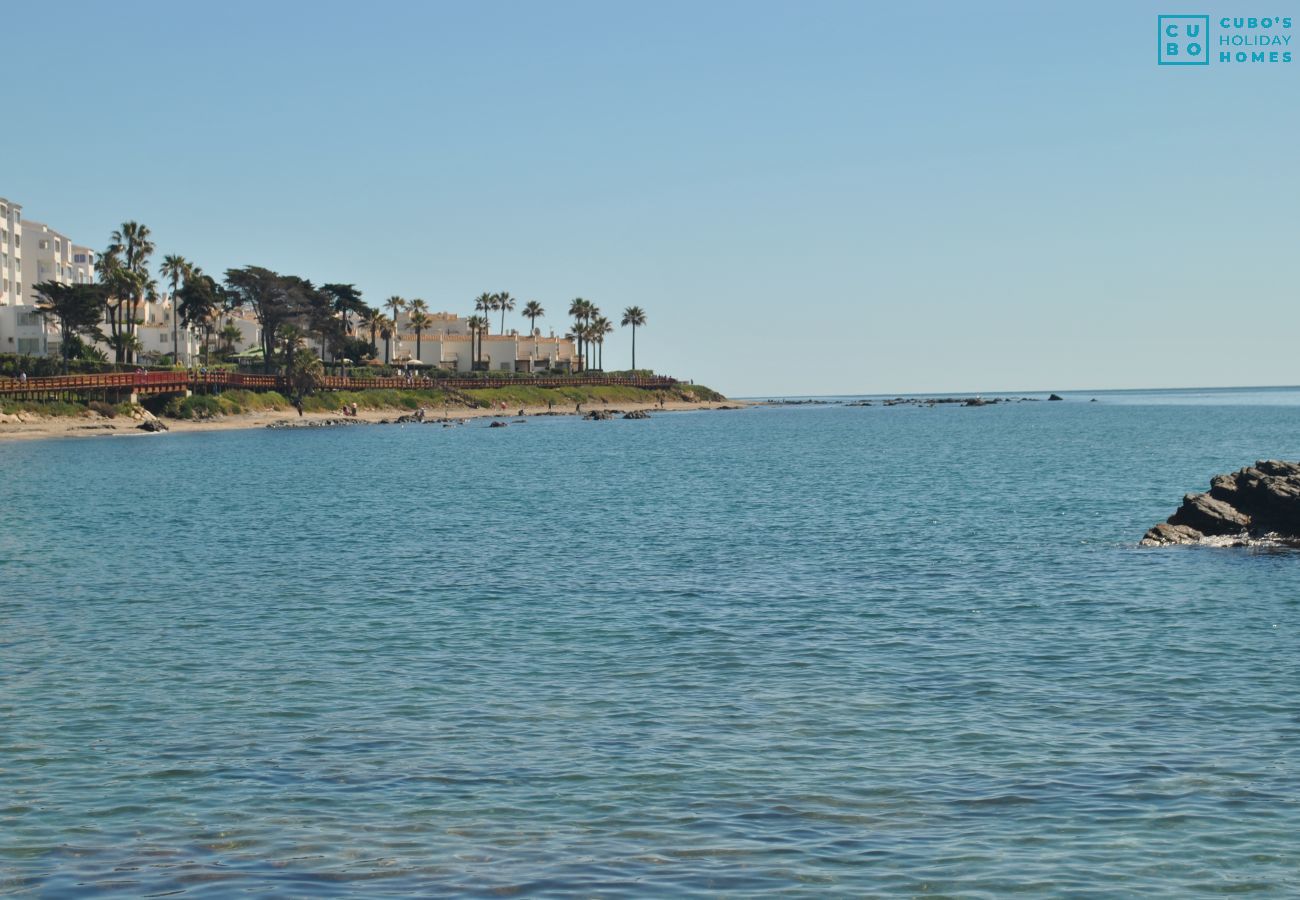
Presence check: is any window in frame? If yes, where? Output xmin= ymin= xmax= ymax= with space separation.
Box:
xmin=17 ymin=338 xmax=41 ymax=354
xmin=39 ymin=239 xmax=49 ymax=250
xmin=160 ymin=334 xmax=169 ymax=344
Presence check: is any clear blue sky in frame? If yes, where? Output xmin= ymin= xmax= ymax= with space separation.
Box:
xmin=7 ymin=1 xmax=1297 ymax=395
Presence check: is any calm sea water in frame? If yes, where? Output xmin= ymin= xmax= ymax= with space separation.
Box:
xmin=3 ymin=389 xmax=1299 ymax=897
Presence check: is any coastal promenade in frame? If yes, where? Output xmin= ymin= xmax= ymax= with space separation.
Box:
xmin=0 ymin=371 xmax=680 ymax=401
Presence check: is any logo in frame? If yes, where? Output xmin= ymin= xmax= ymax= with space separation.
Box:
xmin=1159 ymin=15 xmax=1210 ymax=64
xmin=1158 ymin=15 xmax=1294 ymax=65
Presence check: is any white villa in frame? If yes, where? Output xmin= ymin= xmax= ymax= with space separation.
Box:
xmin=377 ymin=310 xmax=580 ymax=373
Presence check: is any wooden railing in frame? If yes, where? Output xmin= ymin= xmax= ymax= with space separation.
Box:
xmin=0 ymin=370 xmax=681 ymax=396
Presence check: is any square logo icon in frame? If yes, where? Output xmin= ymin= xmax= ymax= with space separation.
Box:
xmin=1159 ymin=15 xmax=1211 ymax=65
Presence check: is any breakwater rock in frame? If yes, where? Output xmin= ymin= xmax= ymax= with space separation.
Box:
xmin=1141 ymin=460 xmax=1300 ymax=546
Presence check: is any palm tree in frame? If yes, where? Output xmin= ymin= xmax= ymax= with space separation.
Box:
xmin=408 ymin=309 xmax=433 ymax=361
xmin=159 ymin=254 xmax=192 ymax=366
xmin=467 ymin=314 xmax=488 ymax=369
xmin=385 ymin=295 xmax=407 ymax=333
xmin=219 ymin=321 xmax=242 ymax=356
xmin=380 ymin=316 xmax=396 ymax=366
xmin=474 ymin=292 xmax=494 ymax=336
xmin=495 ymin=291 xmax=516 ymax=334
xmin=592 ymin=316 xmax=613 ymax=371
xmin=276 ymin=323 xmax=308 ymax=375
xmin=568 ymin=298 xmax=587 ymax=371
xmin=108 ymin=221 xmax=155 ymax=363
xmin=621 ymin=305 xmax=646 ymax=371
xmin=408 ymin=297 xmax=428 ymax=316
xmin=359 ymin=306 xmax=385 ymax=354
xmin=522 ymin=300 xmax=544 ymax=361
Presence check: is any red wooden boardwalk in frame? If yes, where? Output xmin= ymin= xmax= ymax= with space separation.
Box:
xmin=0 ymin=370 xmax=681 ymax=398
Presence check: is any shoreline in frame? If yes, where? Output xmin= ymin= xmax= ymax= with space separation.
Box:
xmin=0 ymin=399 xmax=748 ymax=443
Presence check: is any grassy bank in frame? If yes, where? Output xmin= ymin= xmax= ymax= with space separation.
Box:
xmin=4 ymin=383 xmax=725 ymax=421
xmin=2 ymin=398 xmax=136 ymax=418
xmin=160 ymin=384 xmax=721 ymax=419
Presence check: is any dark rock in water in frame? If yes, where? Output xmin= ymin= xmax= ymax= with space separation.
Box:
xmin=623 ymin=410 xmax=651 ymax=420
xmin=1141 ymin=459 xmax=1300 ymax=546
xmin=1169 ymin=492 xmax=1251 ymax=535
xmin=489 ymin=420 xmax=508 ymax=427
xmin=1048 ymin=394 xmax=1064 ymax=401
xmin=583 ymin=410 xmax=613 ymax=420
xmin=1142 ymin=523 xmax=1207 ymax=545
xmin=137 ymin=419 xmax=168 ymax=432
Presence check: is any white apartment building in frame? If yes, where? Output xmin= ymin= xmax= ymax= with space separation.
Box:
xmin=20 ymin=220 xmax=76 ymax=299
xmin=0 ymin=197 xmax=21 ymax=306
xmin=71 ymin=245 xmax=95 ymax=284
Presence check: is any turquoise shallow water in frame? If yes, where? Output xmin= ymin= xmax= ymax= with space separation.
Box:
xmin=3 ymin=390 xmax=1300 ymax=896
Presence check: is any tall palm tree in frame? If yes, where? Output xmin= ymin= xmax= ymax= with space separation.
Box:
xmin=385 ymin=295 xmax=407 ymax=333
xmin=495 ymin=291 xmax=516 ymax=334
xmin=592 ymin=316 xmax=613 ymax=371
xmin=568 ymin=298 xmax=587 ymax=371
xmin=159 ymin=254 xmax=192 ymax=366
xmin=380 ymin=316 xmax=396 ymax=366
xmin=522 ymin=300 xmax=544 ymax=361
xmin=467 ymin=314 xmax=488 ymax=369
xmin=408 ymin=309 xmax=433 ymax=361
xmin=621 ymin=305 xmax=646 ymax=371
xmin=474 ymin=292 xmax=494 ymax=325
xmin=109 ymin=221 xmax=154 ymax=363
xmin=359 ymin=306 xmax=385 ymax=353
xmin=408 ymin=297 xmax=428 ymax=316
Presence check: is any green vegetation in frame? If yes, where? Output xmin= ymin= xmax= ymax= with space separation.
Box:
xmin=3 ymin=383 xmax=723 ymax=422
xmin=1 ymin=398 xmax=90 ymax=417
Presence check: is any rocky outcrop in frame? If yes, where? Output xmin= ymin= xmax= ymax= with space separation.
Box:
xmin=584 ymin=410 xmax=614 ymax=420
xmin=1048 ymin=394 xmax=1064 ymax=401
xmin=1141 ymin=460 xmax=1300 ymax=545
xmin=623 ymin=410 xmax=650 ymax=419
xmin=136 ymin=419 xmax=169 ymax=432
xmin=488 ymin=420 xmax=509 ymax=428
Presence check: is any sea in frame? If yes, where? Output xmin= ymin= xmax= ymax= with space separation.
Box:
xmin=2 ymin=386 xmax=1299 ymax=896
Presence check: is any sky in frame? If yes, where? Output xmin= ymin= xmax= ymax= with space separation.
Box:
xmin=5 ymin=1 xmax=1297 ymax=396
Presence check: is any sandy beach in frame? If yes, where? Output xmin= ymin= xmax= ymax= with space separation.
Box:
xmin=0 ymin=399 xmax=747 ymax=443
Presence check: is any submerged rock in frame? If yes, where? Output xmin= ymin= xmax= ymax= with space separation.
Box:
xmin=489 ymin=420 xmax=509 ymax=428
xmin=623 ymin=410 xmax=651 ymax=420
xmin=1141 ymin=460 xmax=1300 ymax=546
xmin=583 ymin=410 xmax=614 ymax=420
xmin=1048 ymin=393 xmax=1064 ymax=401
